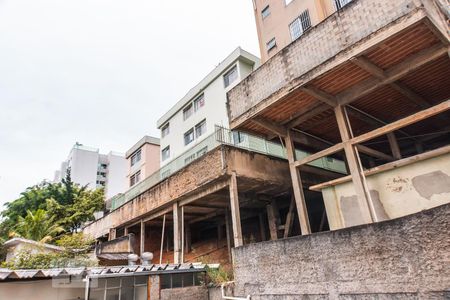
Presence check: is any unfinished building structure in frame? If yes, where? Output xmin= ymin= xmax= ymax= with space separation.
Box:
xmin=228 ymin=0 xmax=450 ymax=234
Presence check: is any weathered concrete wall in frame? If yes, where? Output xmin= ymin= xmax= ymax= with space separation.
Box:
xmin=0 ymin=279 xmax=84 ymax=300
xmin=232 ymin=203 xmax=450 ymax=299
xmin=98 ymin=234 xmax=135 ymax=253
xmin=322 ymin=151 xmax=450 ymax=230
xmin=161 ymin=286 xmax=208 ymax=300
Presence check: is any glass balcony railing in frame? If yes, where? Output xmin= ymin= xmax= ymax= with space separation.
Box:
xmin=110 ymin=126 xmax=347 ymax=210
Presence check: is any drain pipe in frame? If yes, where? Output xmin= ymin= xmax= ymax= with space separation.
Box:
xmin=221 ymin=282 xmax=250 ymax=300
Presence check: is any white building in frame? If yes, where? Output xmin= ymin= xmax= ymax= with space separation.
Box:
xmin=156 ymin=47 xmax=260 ymax=166
xmin=53 ymin=143 xmax=127 ymax=199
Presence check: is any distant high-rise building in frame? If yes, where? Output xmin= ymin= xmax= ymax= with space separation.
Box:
xmin=53 ymin=143 xmax=127 ymax=199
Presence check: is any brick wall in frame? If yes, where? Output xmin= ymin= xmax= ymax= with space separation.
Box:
xmin=227 ymin=0 xmax=419 ymax=124
xmin=232 ymin=203 xmax=450 ymax=299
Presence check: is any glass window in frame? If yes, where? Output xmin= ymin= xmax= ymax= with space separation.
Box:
xmin=289 ymin=10 xmax=311 ymax=41
xmin=194 ymin=94 xmax=205 ymax=112
xmin=135 ymin=286 xmax=147 ymax=300
xmin=261 ymin=5 xmax=270 ymax=18
xmin=285 ymin=0 xmax=293 ymax=5
xmin=130 ymin=149 xmax=142 ymax=166
xmin=223 ymin=65 xmax=238 ymax=88
xmin=130 ymin=170 xmax=141 ymax=187
xmin=182 ymin=273 xmax=193 ymax=287
xmin=89 ymin=289 xmax=105 ymax=300
xmin=196 ymin=147 xmax=208 ymax=158
xmin=160 ymin=274 xmax=171 ymax=289
xmin=105 ymin=288 xmax=120 ymax=300
xmin=161 ymin=123 xmax=170 ymax=138
xmin=172 ymin=274 xmax=182 ymax=288
xmin=335 ymin=0 xmax=352 ymax=10
xmin=195 ymin=120 xmax=207 ymax=138
xmin=266 ymin=38 xmax=276 ymax=52
xmin=183 ymin=103 xmax=194 ymax=121
xmin=184 ymin=129 xmax=195 ymax=146
xmin=184 ymin=153 xmax=196 ymax=165
xmin=120 ymin=287 xmax=133 ymax=300
xmin=162 ymin=146 xmax=170 ymax=161
xmin=107 ymin=278 xmax=120 ymax=288
xmin=134 ymin=276 xmax=148 ymax=285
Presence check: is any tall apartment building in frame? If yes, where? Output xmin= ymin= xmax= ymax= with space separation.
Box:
xmin=53 ymin=143 xmax=127 ymax=199
xmin=156 ymin=47 xmax=260 ymax=166
xmin=125 ymin=136 xmax=160 ymax=188
xmin=252 ymin=0 xmax=351 ymax=62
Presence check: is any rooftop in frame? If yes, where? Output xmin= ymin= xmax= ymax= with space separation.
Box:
xmin=126 ymin=135 xmax=160 ymax=158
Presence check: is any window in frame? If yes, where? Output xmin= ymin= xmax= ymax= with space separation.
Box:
xmin=335 ymin=0 xmax=352 ymax=10
xmin=196 ymin=146 xmax=208 ymax=158
xmin=266 ymin=38 xmax=277 ymax=52
xmin=233 ymin=131 xmax=247 ymax=144
xmin=159 ymin=273 xmax=205 ymax=290
xmin=261 ymin=5 xmax=270 ymax=18
xmin=130 ymin=149 xmax=142 ymax=166
xmin=285 ymin=0 xmax=294 ymax=5
xmin=162 ymin=146 xmax=170 ymax=161
xmin=161 ymin=123 xmax=170 ymax=138
xmin=195 ymin=120 xmax=207 ymax=138
xmin=88 ymin=276 xmax=148 ymax=300
xmin=184 ymin=153 xmax=196 ymax=165
xmin=193 ymin=94 xmax=205 ymax=112
xmin=183 ymin=103 xmax=193 ymax=121
xmin=184 ymin=129 xmax=195 ymax=146
xmin=289 ymin=10 xmax=311 ymax=41
xmin=130 ymin=171 xmax=141 ymax=187
xmin=223 ymin=65 xmax=238 ymax=88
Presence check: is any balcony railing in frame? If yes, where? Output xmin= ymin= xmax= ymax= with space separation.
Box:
xmin=110 ymin=126 xmax=347 ymax=210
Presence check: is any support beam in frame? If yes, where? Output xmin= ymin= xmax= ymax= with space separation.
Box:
xmin=109 ymin=228 xmax=116 ymax=241
xmin=225 ymin=209 xmax=232 ymax=260
xmin=285 ymin=130 xmax=311 ymax=235
xmin=252 ymin=117 xmax=287 ymax=137
xmin=258 ymin=213 xmax=267 ymax=241
xmin=173 ymin=202 xmax=182 ymax=264
xmin=159 ymin=214 xmax=166 ymax=264
xmin=140 ymin=220 xmax=145 ymax=255
xmin=387 ymin=132 xmax=402 ymax=160
xmin=185 ymin=224 xmax=191 ymax=254
xmin=283 ymin=195 xmax=296 ymax=238
xmin=334 ymin=105 xmax=374 ymax=224
xmin=266 ymin=201 xmax=279 ymax=240
xmin=300 ymin=86 xmax=337 ymax=107
xmin=286 ymin=103 xmax=330 ymax=129
xmin=229 ymin=172 xmax=243 ymax=247
xmin=356 ymin=144 xmax=394 ymax=161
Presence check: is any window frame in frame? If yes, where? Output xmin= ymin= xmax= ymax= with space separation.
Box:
xmin=130 ymin=170 xmax=141 ymax=187
xmin=130 ymin=149 xmax=142 ymax=167
xmin=223 ymin=65 xmax=238 ymax=88
xmin=261 ymin=5 xmax=270 ymax=19
xmin=195 ymin=119 xmax=207 ymax=138
xmin=193 ymin=94 xmax=205 ymax=112
xmin=161 ymin=123 xmax=170 ymax=138
xmin=289 ymin=9 xmax=311 ymax=41
xmin=161 ymin=146 xmax=170 ymax=162
xmin=266 ymin=37 xmax=277 ymax=52
xmin=183 ymin=103 xmax=194 ymax=121
xmin=184 ymin=128 xmax=195 ymax=146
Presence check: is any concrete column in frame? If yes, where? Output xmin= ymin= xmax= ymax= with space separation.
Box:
xmin=229 ymin=172 xmax=243 ymax=247
xmin=173 ymin=202 xmax=183 ymax=264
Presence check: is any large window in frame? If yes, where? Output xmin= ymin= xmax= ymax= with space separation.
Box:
xmin=162 ymin=146 xmax=170 ymax=161
xmin=289 ymin=10 xmax=311 ymax=41
xmin=261 ymin=5 xmax=270 ymax=18
xmin=195 ymin=120 xmax=207 ymax=138
xmin=193 ymin=94 xmax=205 ymax=112
xmin=184 ymin=129 xmax=195 ymax=146
xmin=335 ymin=0 xmax=353 ymax=10
xmin=159 ymin=273 xmax=204 ymax=290
xmin=223 ymin=65 xmax=238 ymax=88
xmin=183 ymin=103 xmax=194 ymax=121
xmin=88 ymin=276 xmax=147 ymax=300
xmin=161 ymin=123 xmax=170 ymax=138
xmin=130 ymin=170 xmax=141 ymax=187
xmin=130 ymin=149 xmax=141 ymax=166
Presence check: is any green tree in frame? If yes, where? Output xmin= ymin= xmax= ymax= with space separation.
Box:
xmin=14 ymin=209 xmax=64 ymax=243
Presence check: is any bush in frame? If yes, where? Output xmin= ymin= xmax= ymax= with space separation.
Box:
xmin=205 ymin=265 xmax=233 ymax=287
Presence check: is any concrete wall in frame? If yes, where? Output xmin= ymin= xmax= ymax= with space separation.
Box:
xmin=0 ymin=279 xmax=84 ymax=300
xmin=106 ymin=151 xmax=127 ymax=199
xmin=127 ymin=142 xmax=160 ymax=188
xmin=322 ymin=151 xmax=450 ymax=230
xmin=232 ymin=203 xmax=450 ymax=299
xmin=161 ymin=286 xmax=208 ymax=300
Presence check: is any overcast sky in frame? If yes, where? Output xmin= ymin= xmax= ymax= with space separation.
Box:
xmin=0 ymin=0 xmax=259 ymax=209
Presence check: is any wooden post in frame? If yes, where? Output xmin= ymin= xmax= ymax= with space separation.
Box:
xmin=229 ymin=172 xmax=243 ymax=247
xmin=387 ymin=132 xmax=402 ymax=159
xmin=285 ymin=130 xmax=311 ymax=235
xmin=109 ymin=228 xmax=116 ymax=241
xmin=185 ymin=224 xmax=191 ymax=254
xmin=181 ymin=206 xmax=184 ymax=264
xmin=147 ymin=276 xmax=152 ymax=300
xmin=225 ymin=209 xmax=232 ymax=260
xmin=159 ymin=214 xmax=166 ymax=264
xmin=266 ymin=201 xmax=279 ymax=240
xmin=173 ymin=202 xmax=182 ymax=264
xmin=217 ymin=221 xmax=223 ymax=248
xmin=334 ymin=105 xmax=375 ymax=223
xmin=140 ymin=220 xmax=145 ymax=255
xmin=283 ymin=195 xmax=296 ymax=238
xmin=124 ymin=227 xmax=129 ymax=236
xmin=258 ymin=213 xmax=267 ymax=241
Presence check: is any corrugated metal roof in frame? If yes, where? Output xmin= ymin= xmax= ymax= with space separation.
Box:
xmin=0 ymin=263 xmax=214 ymax=281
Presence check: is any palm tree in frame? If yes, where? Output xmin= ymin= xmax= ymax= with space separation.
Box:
xmin=15 ymin=209 xmax=64 ymax=243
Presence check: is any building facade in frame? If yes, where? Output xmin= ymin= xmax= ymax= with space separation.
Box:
xmin=126 ymin=136 xmax=160 ymax=188
xmin=53 ymin=143 xmax=127 ymax=199
xmin=156 ymin=47 xmax=260 ymax=166
xmin=253 ymin=0 xmax=351 ymax=62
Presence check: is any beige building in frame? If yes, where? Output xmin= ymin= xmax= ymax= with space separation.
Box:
xmin=253 ymin=0 xmax=347 ymax=62
xmin=126 ymin=136 xmax=160 ymax=188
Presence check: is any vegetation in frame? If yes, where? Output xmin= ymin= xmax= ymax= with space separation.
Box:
xmin=205 ymin=265 xmax=233 ymax=287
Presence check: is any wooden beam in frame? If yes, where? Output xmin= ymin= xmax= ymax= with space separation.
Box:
xmin=338 ymin=45 xmax=448 ymax=105
xmin=225 ymin=209 xmax=232 ymax=259
xmin=335 ymin=105 xmax=374 ymax=223
xmin=187 ymin=210 xmax=225 ymax=224
xmin=229 ymin=172 xmax=243 ymax=247
xmin=356 ymin=144 xmax=394 ymax=161
xmin=283 ymin=195 xmax=296 ymax=238
xmin=185 ymin=224 xmax=191 ymax=254
xmin=299 ymin=86 xmax=337 ymax=107
xmin=387 ymin=132 xmax=402 ymax=160
xmin=159 ymin=214 xmax=166 ymax=264
xmin=173 ymin=202 xmax=182 ymax=264
xmin=285 ymin=130 xmax=311 ymax=235
xmin=143 ymin=205 xmax=173 ymax=223
xmin=108 ymin=228 xmax=116 ymax=241
xmin=286 ymin=103 xmax=330 ymax=129
xmin=178 ymin=180 xmax=229 ymax=207
xmin=258 ymin=213 xmax=267 ymax=241
xmin=294 ymin=143 xmax=344 ymax=167
xmin=252 ymin=117 xmax=287 ymax=137
xmin=266 ymin=201 xmax=279 ymax=240
xmin=140 ymin=220 xmax=145 ymax=255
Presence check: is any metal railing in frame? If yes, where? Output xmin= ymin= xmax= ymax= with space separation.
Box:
xmin=110 ymin=126 xmax=347 ymax=210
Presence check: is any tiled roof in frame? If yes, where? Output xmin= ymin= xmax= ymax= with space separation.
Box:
xmin=0 ymin=263 xmax=218 ymax=281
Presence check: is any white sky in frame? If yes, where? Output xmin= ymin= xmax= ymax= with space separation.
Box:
xmin=0 ymin=0 xmax=260 ymax=209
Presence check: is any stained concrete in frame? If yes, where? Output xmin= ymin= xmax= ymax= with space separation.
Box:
xmin=412 ymin=171 xmax=450 ymax=200
xmin=232 ymin=203 xmax=450 ymax=299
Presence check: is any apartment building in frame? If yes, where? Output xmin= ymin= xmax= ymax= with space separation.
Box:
xmin=53 ymin=143 xmax=127 ymax=199
xmin=156 ymin=47 xmax=260 ymax=167
xmin=126 ymin=136 xmax=160 ymax=188
xmin=253 ymin=0 xmax=352 ymax=62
